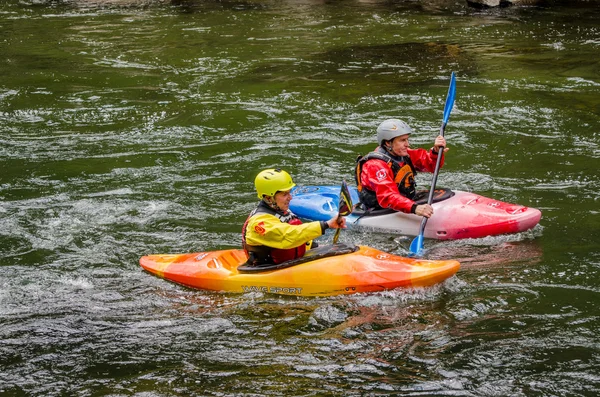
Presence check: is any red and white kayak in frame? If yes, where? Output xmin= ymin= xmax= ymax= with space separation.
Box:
xmin=290 ymin=186 xmax=541 ymax=240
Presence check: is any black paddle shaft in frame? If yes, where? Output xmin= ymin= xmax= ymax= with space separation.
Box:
xmin=417 ymin=121 xmax=447 ymax=233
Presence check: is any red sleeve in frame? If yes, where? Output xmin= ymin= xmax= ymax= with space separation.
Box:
xmin=360 ymin=159 xmax=415 ymax=213
xmin=408 ymin=148 xmax=444 ymax=172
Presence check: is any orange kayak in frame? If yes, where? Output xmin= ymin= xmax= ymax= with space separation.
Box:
xmin=139 ymin=244 xmax=460 ymax=297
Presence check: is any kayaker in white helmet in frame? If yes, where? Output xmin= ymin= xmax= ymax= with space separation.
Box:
xmin=355 ymin=119 xmax=448 ymax=218
xmin=242 ymin=168 xmax=346 ymax=266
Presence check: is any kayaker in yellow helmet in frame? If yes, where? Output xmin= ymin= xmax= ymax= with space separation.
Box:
xmin=242 ymin=168 xmax=346 ymax=266
xmin=355 ymin=119 xmax=449 ymax=218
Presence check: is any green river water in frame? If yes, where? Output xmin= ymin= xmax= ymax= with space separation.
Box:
xmin=1 ymin=0 xmax=599 ymax=395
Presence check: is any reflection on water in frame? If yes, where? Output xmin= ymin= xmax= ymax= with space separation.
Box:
xmin=1 ymin=0 xmax=600 ymax=395
xmin=426 ymin=230 xmax=545 ymax=268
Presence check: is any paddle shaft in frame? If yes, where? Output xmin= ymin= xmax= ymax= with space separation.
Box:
xmin=416 ymin=121 xmax=447 ymax=235
xmin=332 ymin=180 xmax=352 ymax=244
xmin=333 ymin=218 xmax=342 ymax=243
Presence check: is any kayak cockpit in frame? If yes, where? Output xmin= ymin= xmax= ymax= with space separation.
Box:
xmin=352 ymin=188 xmax=456 ymax=218
xmin=237 ymin=243 xmax=359 ymax=274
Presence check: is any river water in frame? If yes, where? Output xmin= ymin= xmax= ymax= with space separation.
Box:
xmin=1 ymin=0 xmax=599 ymax=395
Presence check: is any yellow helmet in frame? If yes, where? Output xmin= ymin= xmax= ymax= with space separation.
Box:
xmin=254 ymin=168 xmax=296 ymax=199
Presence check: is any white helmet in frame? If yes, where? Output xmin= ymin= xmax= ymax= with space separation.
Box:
xmin=376 ymin=119 xmax=413 ymax=146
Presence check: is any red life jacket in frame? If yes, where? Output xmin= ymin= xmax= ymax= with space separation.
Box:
xmin=242 ymin=201 xmax=308 ymax=266
xmin=355 ymin=146 xmax=417 ymax=209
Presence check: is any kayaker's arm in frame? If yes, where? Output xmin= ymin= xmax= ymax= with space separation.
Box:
xmin=245 ymin=214 xmax=325 ymax=250
xmin=408 ymin=145 xmax=445 ymax=173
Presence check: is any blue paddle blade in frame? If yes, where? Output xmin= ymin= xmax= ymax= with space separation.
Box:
xmin=442 ymin=72 xmax=456 ymax=124
xmin=409 ymin=234 xmax=424 ymax=256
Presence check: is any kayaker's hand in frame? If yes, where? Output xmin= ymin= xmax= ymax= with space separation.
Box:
xmin=415 ymin=204 xmax=433 ymax=218
xmin=327 ymin=216 xmax=347 ymax=229
xmin=433 ymin=135 xmax=449 ymax=154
